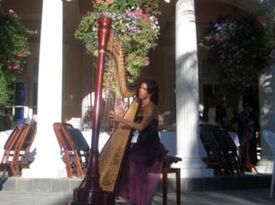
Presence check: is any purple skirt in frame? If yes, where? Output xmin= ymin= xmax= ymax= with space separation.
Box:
xmin=116 ymin=141 xmax=167 ymax=205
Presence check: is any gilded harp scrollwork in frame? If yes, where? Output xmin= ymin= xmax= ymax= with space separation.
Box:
xmin=99 ymin=100 xmax=139 ymax=192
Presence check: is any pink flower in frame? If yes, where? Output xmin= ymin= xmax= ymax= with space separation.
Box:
xmin=96 ymin=0 xmax=114 ymax=5
xmin=126 ymin=8 xmax=150 ymax=21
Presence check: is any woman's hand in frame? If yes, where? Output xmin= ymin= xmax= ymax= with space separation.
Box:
xmin=109 ymin=110 xmax=123 ymax=123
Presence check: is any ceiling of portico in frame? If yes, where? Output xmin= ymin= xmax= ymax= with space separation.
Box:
xmin=1 ymin=0 xmax=42 ymax=20
xmin=0 ymin=0 xmax=269 ymax=44
xmin=1 ymin=0 xmax=267 ymax=30
xmin=220 ymin=0 xmax=267 ymax=15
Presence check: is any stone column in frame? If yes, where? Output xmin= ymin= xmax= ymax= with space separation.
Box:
xmin=258 ymin=52 xmax=275 ymax=173
xmin=22 ymin=0 xmax=66 ymax=177
xmin=257 ymin=0 xmax=275 ymax=173
xmin=175 ymin=0 xmax=213 ymax=177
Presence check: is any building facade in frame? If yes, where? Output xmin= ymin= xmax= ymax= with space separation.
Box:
xmin=1 ymin=0 xmax=274 ymax=178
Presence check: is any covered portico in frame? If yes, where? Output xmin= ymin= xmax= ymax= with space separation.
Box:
xmin=0 ymin=0 xmax=274 ymax=179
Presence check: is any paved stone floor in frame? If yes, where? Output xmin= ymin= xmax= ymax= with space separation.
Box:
xmin=0 ymin=188 xmax=275 ymax=205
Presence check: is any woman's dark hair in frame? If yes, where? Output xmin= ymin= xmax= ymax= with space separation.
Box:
xmin=136 ymin=79 xmax=159 ymax=105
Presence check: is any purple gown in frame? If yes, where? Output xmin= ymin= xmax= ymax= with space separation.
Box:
xmin=116 ymin=118 xmax=167 ymax=205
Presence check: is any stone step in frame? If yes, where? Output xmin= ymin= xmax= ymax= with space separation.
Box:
xmin=180 ymin=174 xmax=271 ymax=192
xmin=0 ymin=174 xmax=271 ymax=193
xmin=1 ymin=177 xmax=81 ymax=192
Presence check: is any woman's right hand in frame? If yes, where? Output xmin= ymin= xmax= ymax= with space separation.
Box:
xmin=109 ymin=110 xmax=123 ymax=123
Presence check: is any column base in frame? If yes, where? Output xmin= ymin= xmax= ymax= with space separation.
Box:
xmin=254 ymin=158 xmax=273 ymax=174
xmin=174 ymin=159 xmax=214 ymax=178
xmin=179 ymin=167 xmax=214 ymax=178
xmin=22 ymin=161 xmax=67 ymax=178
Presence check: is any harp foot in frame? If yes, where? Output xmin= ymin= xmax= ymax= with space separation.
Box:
xmin=68 ymin=189 xmax=115 ymax=205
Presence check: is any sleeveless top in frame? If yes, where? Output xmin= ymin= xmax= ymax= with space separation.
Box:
xmin=134 ymin=116 xmax=160 ymax=145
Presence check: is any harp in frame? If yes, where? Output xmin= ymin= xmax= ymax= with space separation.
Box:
xmin=98 ymin=21 xmax=139 ymax=192
xmin=72 ymin=15 xmax=139 ymax=205
xmin=99 ymin=100 xmax=139 ymax=192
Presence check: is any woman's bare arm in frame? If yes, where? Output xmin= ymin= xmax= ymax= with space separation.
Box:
xmin=109 ymin=104 xmax=156 ymax=131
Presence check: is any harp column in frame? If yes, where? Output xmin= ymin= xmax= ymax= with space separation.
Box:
xmin=175 ymin=0 xmax=213 ymax=177
xmin=22 ymin=0 xmax=66 ymax=177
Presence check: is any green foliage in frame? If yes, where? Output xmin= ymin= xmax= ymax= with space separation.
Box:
xmin=0 ymin=72 xmax=12 ymax=110
xmin=200 ymin=15 xmax=273 ymax=93
xmin=75 ymin=0 xmax=160 ymax=87
xmin=92 ymin=0 xmax=160 ymax=16
xmin=0 ymin=4 xmax=36 ymax=110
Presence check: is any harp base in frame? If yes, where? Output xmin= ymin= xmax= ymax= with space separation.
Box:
xmin=70 ymin=186 xmax=103 ymax=205
xmin=68 ymin=188 xmax=115 ymax=205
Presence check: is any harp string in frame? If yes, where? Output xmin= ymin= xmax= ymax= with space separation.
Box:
xmin=101 ymin=30 xmax=135 ymax=133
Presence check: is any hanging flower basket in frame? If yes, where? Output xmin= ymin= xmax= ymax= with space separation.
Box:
xmin=0 ymin=4 xmax=36 ymax=109
xmin=199 ymin=15 xmax=273 ymax=92
xmin=0 ymin=7 xmax=35 ymax=75
xmin=75 ymin=0 xmax=160 ymax=88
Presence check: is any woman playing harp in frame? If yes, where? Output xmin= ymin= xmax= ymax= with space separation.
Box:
xmin=109 ymin=79 xmax=167 ymax=205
